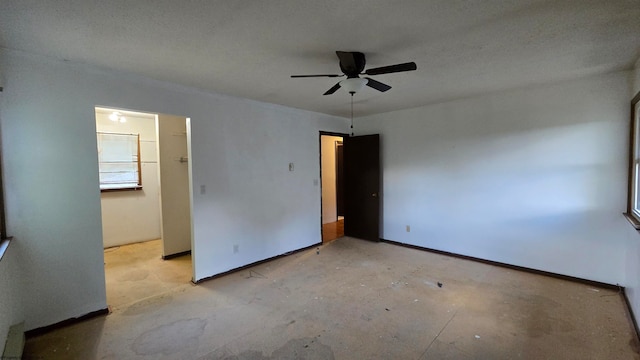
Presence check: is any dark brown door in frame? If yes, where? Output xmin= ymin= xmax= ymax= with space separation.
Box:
xmin=344 ymin=134 xmax=380 ymax=241
xmin=336 ymin=142 xmax=344 ymax=217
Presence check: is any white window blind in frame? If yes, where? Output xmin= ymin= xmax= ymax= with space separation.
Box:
xmin=97 ymin=132 xmax=141 ymax=190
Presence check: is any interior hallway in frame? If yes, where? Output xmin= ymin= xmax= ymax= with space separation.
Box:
xmin=104 ymin=239 xmax=193 ymax=310
xmin=322 ymin=218 xmax=344 ymax=243
xmin=24 ymin=237 xmax=639 ymax=359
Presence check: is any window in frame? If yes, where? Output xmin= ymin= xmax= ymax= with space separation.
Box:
xmin=97 ymin=132 xmax=142 ymax=191
xmin=626 ymin=91 xmax=640 ymax=227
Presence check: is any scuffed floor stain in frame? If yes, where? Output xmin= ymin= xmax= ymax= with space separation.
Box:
xmin=271 ymin=338 xmax=335 ymax=359
xmin=201 ymin=337 xmax=334 ymax=360
xmin=132 ymin=318 xmax=206 ymax=355
xmin=123 ymin=293 xmax=173 ymax=316
xmin=117 ymin=269 xmax=149 ymax=282
xmin=525 ymin=313 xmax=575 ymax=338
xmin=209 ymin=349 xmax=268 ymax=360
xmin=500 ymin=292 xmax=575 ymax=338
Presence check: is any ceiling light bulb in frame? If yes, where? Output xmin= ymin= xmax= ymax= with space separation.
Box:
xmin=340 ymin=78 xmax=368 ymax=94
xmin=109 ymin=112 xmax=119 ymax=121
xmin=119 ymin=116 xmax=126 ymax=123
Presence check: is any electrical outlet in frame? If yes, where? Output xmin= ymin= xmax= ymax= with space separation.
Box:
xmin=289 ymin=162 xmax=294 ymax=171
xmin=406 ymin=225 xmax=411 ymax=232
xmin=200 ymin=185 xmax=206 ymax=195
xmin=233 ymin=244 xmax=239 ymax=254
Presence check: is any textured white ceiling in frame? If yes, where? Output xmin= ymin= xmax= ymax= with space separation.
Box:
xmin=1 ymin=1 xmax=639 ymax=117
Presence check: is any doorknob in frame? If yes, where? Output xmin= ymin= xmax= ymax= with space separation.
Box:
xmin=372 ymin=193 xmax=378 ymax=197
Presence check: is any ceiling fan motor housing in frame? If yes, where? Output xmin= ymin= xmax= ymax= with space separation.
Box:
xmin=339 ymin=51 xmax=366 ymax=78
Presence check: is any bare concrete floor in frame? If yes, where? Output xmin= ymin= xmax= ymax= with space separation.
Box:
xmin=24 ymin=237 xmax=640 ymax=359
xmin=103 ymin=240 xmax=192 ymax=310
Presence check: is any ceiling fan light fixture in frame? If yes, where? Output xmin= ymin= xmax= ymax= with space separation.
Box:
xmin=340 ymin=78 xmax=368 ymax=94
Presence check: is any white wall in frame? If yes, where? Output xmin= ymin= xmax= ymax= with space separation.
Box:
xmin=321 ymin=135 xmax=342 ymax=224
xmin=356 ymin=71 xmax=631 ymax=285
xmin=96 ymin=111 xmax=162 ymax=248
xmin=0 ymin=48 xmax=348 ymax=330
xmin=190 ymin=100 xmax=346 ymax=281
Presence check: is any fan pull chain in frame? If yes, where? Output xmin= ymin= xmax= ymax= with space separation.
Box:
xmin=350 ymin=93 xmax=354 ymax=137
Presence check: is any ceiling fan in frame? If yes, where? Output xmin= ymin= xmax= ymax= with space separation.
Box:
xmin=291 ymin=51 xmax=417 ymax=95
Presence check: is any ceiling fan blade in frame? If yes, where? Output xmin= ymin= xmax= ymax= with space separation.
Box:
xmin=364 ymin=62 xmax=417 ymax=76
xmin=365 ymin=77 xmax=391 ymax=92
xmin=323 ymin=82 xmax=341 ymax=95
xmin=291 ymin=74 xmax=343 ymax=78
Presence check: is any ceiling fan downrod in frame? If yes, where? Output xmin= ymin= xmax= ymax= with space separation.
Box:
xmin=350 ymin=93 xmax=354 ymax=137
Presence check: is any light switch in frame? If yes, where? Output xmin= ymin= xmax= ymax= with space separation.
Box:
xmin=289 ymin=162 xmax=294 ymax=171
xmin=200 ymin=185 xmax=206 ymax=194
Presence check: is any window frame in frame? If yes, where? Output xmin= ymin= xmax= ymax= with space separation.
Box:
xmin=97 ymin=131 xmax=143 ymax=192
xmin=0 ymin=132 xmax=11 ymax=262
xmin=0 ymin=151 xmax=6 ymax=240
xmin=625 ymin=91 xmax=640 ymax=228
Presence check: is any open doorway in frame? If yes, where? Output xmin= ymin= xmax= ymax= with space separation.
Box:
xmin=95 ymin=107 xmax=193 ymax=309
xmin=320 ymin=132 xmax=347 ymax=243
